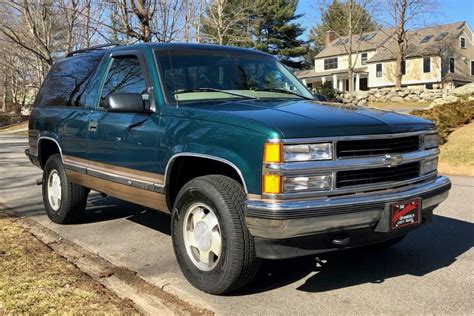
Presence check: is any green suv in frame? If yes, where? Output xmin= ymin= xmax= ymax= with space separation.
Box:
xmin=25 ymin=43 xmax=451 ymax=294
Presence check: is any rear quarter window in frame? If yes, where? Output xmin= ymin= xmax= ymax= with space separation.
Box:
xmin=34 ymin=52 xmax=104 ymax=108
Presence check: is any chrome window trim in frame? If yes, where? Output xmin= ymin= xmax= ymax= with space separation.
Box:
xmin=164 ymin=152 xmax=249 ymax=193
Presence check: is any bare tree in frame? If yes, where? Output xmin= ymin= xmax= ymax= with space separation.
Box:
xmin=0 ymin=1 xmax=56 ymax=69
xmin=384 ymin=0 xmax=438 ymax=88
xmin=318 ymin=0 xmax=377 ymax=92
xmin=201 ymin=0 xmax=253 ymax=46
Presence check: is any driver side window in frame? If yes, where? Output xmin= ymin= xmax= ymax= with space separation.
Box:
xmin=100 ymin=56 xmax=147 ymax=107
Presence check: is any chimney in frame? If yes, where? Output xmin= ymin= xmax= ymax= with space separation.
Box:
xmin=325 ymin=30 xmax=337 ymax=46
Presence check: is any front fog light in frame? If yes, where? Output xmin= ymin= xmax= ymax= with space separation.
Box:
xmin=284 ymin=143 xmax=332 ymax=162
xmin=283 ymin=174 xmax=332 ymax=192
xmin=422 ymin=158 xmax=438 ymax=175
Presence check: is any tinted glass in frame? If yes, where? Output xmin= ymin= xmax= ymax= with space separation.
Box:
xmin=34 ymin=52 xmax=104 ymax=107
xmin=100 ymin=56 xmax=147 ymax=107
xmin=324 ymin=58 xmax=338 ymax=70
xmin=423 ymin=57 xmax=431 ymax=73
xmin=155 ymin=48 xmax=313 ymax=102
xmin=449 ymin=58 xmax=455 ymax=73
xmin=376 ymin=63 xmax=382 ymax=77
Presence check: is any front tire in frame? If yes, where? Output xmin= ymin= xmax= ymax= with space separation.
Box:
xmin=42 ymin=154 xmax=89 ymax=224
xmin=171 ymin=175 xmax=259 ymax=295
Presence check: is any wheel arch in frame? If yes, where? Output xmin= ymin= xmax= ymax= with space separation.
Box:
xmin=37 ymin=136 xmax=63 ymax=169
xmin=164 ymin=153 xmax=248 ymax=210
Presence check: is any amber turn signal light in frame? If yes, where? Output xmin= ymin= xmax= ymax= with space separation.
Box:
xmin=263 ymin=143 xmax=282 ymax=163
xmin=262 ymin=175 xmax=282 ymax=194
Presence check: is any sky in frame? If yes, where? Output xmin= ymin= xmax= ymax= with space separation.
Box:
xmin=296 ymin=0 xmax=474 ymax=40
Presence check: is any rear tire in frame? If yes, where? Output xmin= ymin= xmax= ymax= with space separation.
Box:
xmin=171 ymin=175 xmax=259 ymax=295
xmin=42 ymin=154 xmax=89 ymax=224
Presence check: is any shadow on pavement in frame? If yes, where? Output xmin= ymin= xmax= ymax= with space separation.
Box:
xmin=236 ymin=215 xmax=473 ymax=295
xmin=12 ymin=191 xmax=473 ymax=296
xmin=78 ymin=194 xmax=172 ymax=236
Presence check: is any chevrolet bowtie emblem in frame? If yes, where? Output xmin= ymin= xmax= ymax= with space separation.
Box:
xmin=383 ymin=154 xmax=404 ymax=167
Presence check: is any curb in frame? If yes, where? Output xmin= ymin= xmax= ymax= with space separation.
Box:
xmin=0 ymin=205 xmax=212 ymax=315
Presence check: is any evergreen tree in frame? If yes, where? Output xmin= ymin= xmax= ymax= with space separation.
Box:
xmin=306 ymin=0 xmax=377 ymax=61
xmin=251 ymin=0 xmax=307 ymax=69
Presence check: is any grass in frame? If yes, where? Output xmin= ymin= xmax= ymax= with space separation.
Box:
xmin=438 ymin=121 xmax=474 ymax=177
xmin=0 ymin=214 xmax=139 ymax=314
xmin=368 ymin=101 xmax=431 ymax=110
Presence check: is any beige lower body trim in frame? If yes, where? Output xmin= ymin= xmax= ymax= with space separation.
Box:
xmin=66 ymin=170 xmax=169 ymax=213
xmin=63 ymin=155 xmax=164 ymax=185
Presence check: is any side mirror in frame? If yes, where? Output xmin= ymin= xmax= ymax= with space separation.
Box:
xmin=105 ymin=93 xmax=145 ymax=113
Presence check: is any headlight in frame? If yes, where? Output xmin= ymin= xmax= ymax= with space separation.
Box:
xmin=423 ymin=134 xmax=438 ymax=149
xmin=283 ymin=143 xmax=333 ymax=162
xmin=283 ymin=174 xmax=332 ymax=192
xmin=422 ymin=158 xmax=438 ymax=175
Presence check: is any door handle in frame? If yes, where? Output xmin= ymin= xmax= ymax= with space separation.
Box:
xmin=88 ymin=121 xmax=98 ymax=132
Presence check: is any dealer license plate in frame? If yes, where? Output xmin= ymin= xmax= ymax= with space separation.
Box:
xmin=390 ymin=198 xmax=421 ymax=230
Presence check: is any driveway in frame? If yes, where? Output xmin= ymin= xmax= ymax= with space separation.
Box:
xmin=1 ymin=133 xmax=473 ymax=314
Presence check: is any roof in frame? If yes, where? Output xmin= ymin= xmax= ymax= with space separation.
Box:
xmin=315 ymin=29 xmax=393 ymax=58
xmin=447 ymin=72 xmax=474 ymax=84
xmin=295 ymin=67 xmax=368 ymax=79
xmin=368 ymin=21 xmax=469 ymax=63
xmin=315 ymin=21 xmax=470 ymax=62
xmin=145 ymin=42 xmax=272 ymax=57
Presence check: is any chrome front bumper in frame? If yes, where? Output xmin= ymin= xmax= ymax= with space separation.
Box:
xmin=245 ymin=176 xmax=451 ymax=239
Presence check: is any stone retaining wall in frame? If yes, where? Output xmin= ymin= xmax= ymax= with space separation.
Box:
xmin=341 ymin=83 xmax=474 ymax=107
xmin=341 ymin=88 xmax=448 ymax=106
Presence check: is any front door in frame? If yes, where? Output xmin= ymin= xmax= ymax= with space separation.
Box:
xmin=86 ymin=51 xmax=163 ymax=206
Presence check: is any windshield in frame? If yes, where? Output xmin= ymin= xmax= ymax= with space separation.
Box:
xmin=154 ymin=48 xmax=314 ymax=103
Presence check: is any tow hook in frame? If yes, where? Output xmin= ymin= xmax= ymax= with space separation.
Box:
xmin=332 ymin=237 xmax=350 ymax=247
xmin=36 ymin=178 xmax=43 ymax=185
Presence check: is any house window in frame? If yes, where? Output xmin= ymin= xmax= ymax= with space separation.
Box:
xmin=361 ymin=53 xmax=368 ymax=65
xmin=470 ymin=60 xmax=474 ymax=76
xmin=376 ymin=63 xmax=382 ymax=77
xmin=324 ymin=57 xmax=338 ymax=70
xmin=449 ymin=57 xmax=455 ymax=73
xmin=425 ymin=83 xmax=433 ymax=89
xmin=460 ymin=37 xmax=466 ymax=48
xmin=420 ymin=35 xmax=433 ymax=43
xmin=401 ymin=60 xmax=406 ymax=75
xmin=423 ymin=57 xmax=431 ymax=73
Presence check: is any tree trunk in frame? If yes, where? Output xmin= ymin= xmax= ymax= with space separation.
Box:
xmin=394 ymin=0 xmax=407 ymax=89
xmin=347 ymin=0 xmax=354 ymax=92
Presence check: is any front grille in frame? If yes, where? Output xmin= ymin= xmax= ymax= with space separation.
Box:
xmin=336 ymin=136 xmax=420 ymax=158
xmin=336 ymin=162 xmax=420 ymax=188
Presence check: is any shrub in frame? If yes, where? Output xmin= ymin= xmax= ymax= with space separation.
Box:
xmin=313 ymin=81 xmax=338 ymax=100
xmin=411 ymin=100 xmax=474 ymax=144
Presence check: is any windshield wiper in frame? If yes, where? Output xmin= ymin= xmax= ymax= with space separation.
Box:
xmin=173 ymin=88 xmax=258 ymax=99
xmin=256 ymin=88 xmax=313 ymax=100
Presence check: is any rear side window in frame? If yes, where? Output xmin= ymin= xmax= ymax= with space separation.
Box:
xmin=34 ymin=52 xmax=104 ymax=107
xmin=100 ymin=56 xmax=147 ymax=107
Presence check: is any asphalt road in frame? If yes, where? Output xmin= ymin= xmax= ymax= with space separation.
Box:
xmin=1 ymin=133 xmax=473 ymax=315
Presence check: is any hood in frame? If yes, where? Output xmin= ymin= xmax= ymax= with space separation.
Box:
xmin=179 ymin=99 xmax=435 ymax=139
